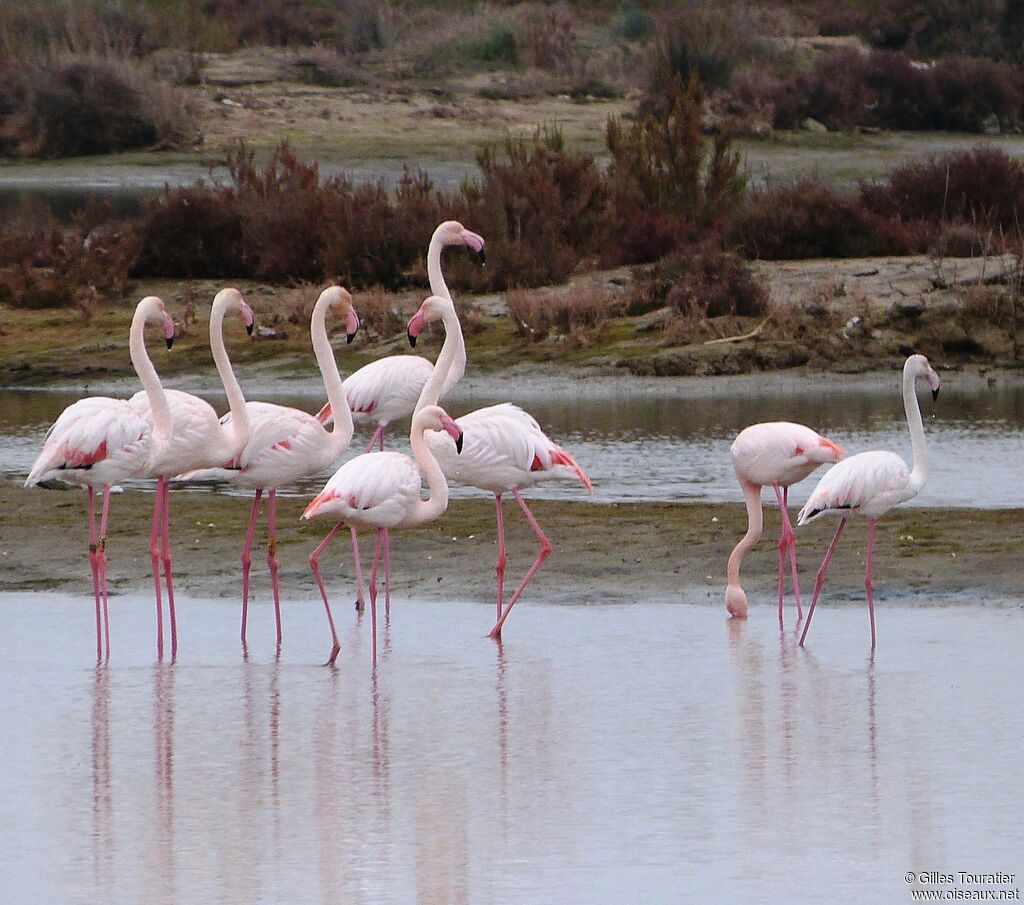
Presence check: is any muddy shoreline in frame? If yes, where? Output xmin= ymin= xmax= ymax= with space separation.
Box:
xmin=2 ymin=485 xmax=1020 ymax=610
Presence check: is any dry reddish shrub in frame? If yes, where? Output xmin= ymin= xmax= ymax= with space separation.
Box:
xmin=604 ymin=78 xmax=743 ymax=265
xmin=728 ymin=180 xmax=919 ymax=259
xmin=0 ymin=55 xmax=197 ymax=158
xmin=506 ymin=284 xmax=621 ymax=341
xmin=769 ymin=49 xmax=1023 ymax=132
xmin=354 ymin=289 xmax=417 ymax=340
xmin=635 ymin=244 xmax=768 ymax=321
xmin=859 ymin=147 xmax=1024 ymax=233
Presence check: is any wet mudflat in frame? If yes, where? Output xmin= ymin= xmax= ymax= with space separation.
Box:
xmin=0 ymin=592 xmax=1021 ymax=904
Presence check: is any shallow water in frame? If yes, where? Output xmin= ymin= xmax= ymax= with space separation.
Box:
xmin=1 ymin=591 xmax=1021 ymax=904
xmin=3 ymin=376 xmax=1024 ymax=507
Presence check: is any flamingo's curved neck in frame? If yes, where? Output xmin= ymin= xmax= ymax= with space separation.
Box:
xmin=904 ymin=366 xmax=928 ymax=489
xmin=129 ymin=302 xmax=171 ymax=439
xmin=209 ymin=299 xmax=249 ymax=455
xmin=425 ymin=228 xmax=465 ymax=397
xmin=426 ymin=227 xmax=450 ymax=301
xmin=311 ymin=299 xmax=353 ymax=449
xmin=404 ymin=418 xmax=449 ymax=527
xmin=727 ymin=478 xmax=763 ymax=591
xmin=415 ymin=302 xmax=466 ymax=413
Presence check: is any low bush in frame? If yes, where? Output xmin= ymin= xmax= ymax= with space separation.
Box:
xmin=728 ymin=181 xmax=921 ymax=259
xmin=630 ymin=243 xmax=768 ymax=322
xmin=769 ymin=49 xmax=1024 ymax=132
xmin=0 ymin=55 xmax=197 ymax=158
xmin=859 ymin=147 xmax=1024 ymax=234
xmin=506 ymin=284 xmax=621 ymax=342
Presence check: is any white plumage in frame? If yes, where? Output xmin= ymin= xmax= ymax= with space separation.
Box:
xmin=798 ymin=449 xmax=916 ymax=523
xmin=25 ymin=396 xmax=150 ymax=488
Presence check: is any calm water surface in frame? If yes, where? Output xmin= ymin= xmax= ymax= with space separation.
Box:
xmin=0 ymin=592 xmax=1021 ymax=904
xmin=2 ymin=377 xmax=1023 ymax=507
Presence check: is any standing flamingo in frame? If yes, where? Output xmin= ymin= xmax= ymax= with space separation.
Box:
xmin=408 ymin=294 xmax=593 ymax=639
xmin=316 ymin=220 xmax=484 ymax=450
xmin=129 ymin=287 xmax=254 ymax=659
xmin=302 ymin=404 xmax=463 ymax=665
xmin=797 ymin=354 xmax=941 ymax=649
xmin=184 ymin=286 xmax=360 ymax=650
xmin=24 ymin=296 xmax=176 ymax=662
xmin=725 ymin=423 xmax=844 ymax=623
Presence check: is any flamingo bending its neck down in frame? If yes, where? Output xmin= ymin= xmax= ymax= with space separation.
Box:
xmin=25 ymin=296 xmax=176 ymax=662
xmin=408 ymin=294 xmax=593 ymax=639
xmin=726 ymin=422 xmax=844 ymax=623
xmin=302 ymin=404 xmax=463 ymax=665
xmin=183 ymin=287 xmax=360 ymax=652
xmin=316 ymin=220 xmax=484 ymax=451
xmin=129 ymin=287 xmax=254 ymax=659
xmin=797 ymin=354 xmax=941 ymax=649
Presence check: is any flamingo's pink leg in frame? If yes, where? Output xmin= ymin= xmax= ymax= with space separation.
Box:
xmin=149 ymin=480 xmax=165 ymax=660
xmin=799 ymin=517 xmax=847 ymax=648
xmin=240 ymin=489 xmax=263 ymax=645
xmin=364 ymin=424 xmax=386 ymax=453
xmin=87 ymin=486 xmax=102 ymax=662
xmin=267 ymin=489 xmax=283 ymax=648
xmin=489 ymin=490 xmax=552 ymax=640
xmin=98 ymin=485 xmax=112 ymax=661
xmin=494 ymin=493 xmax=507 ymax=619
xmin=382 ymin=527 xmax=391 ymax=620
xmin=309 ymin=523 xmax=343 ymax=665
xmin=865 ymin=518 xmax=877 ymax=650
xmin=772 ymin=482 xmax=787 ymax=624
xmin=351 ymin=527 xmax=365 ymax=611
xmin=159 ymin=478 xmax=177 ymax=658
xmin=369 ymin=530 xmax=381 ymax=665
xmin=782 ymin=486 xmax=803 ymax=619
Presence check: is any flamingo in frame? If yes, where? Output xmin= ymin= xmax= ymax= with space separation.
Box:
xmin=725 ymin=422 xmax=844 ymax=623
xmin=796 ymin=354 xmax=941 ymax=649
xmin=184 ymin=286 xmax=360 ymax=650
xmin=24 ymin=296 xmax=176 ymax=662
xmin=302 ymin=404 xmax=464 ymax=665
xmin=408 ymin=294 xmax=593 ymax=639
xmin=315 ymin=220 xmax=484 ymax=451
xmin=129 ymin=287 xmax=254 ymax=659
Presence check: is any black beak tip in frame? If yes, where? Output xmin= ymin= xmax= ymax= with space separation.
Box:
xmin=408 ymin=331 xmax=417 ymax=348
xmin=165 ymin=336 xmax=174 ymax=350
xmin=455 ymin=432 xmax=464 ymax=454
xmin=477 ymin=248 xmax=486 ymax=265
xmin=346 ymin=331 xmax=357 ymax=345
xmin=246 ymin=322 xmax=254 ymax=336
xmin=932 ymin=388 xmax=940 ymax=401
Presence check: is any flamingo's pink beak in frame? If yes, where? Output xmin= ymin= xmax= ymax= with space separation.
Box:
xmin=440 ymin=414 xmax=463 ymax=454
xmin=818 ymin=437 xmax=844 ymax=461
xmin=240 ymin=300 xmax=255 ymax=335
xmin=929 ymin=369 xmax=941 ymax=400
xmin=407 ymin=309 xmax=426 ymax=348
xmin=162 ymin=312 xmax=176 ymax=349
xmin=460 ymin=229 xmax=486 ymax=264
xmin=345 ymin=307 xmax=360 ymax=344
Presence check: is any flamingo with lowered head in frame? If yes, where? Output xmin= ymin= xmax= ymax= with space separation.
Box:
xmin=25 ymin=295 xmax=176 ymax=662
xmin=302 ymin=404 xmax=464 ymax=665
xmin=315 ymin=220 xmax=484 ymax=451
xmin=725 ymin=422 xmax=844 ymax=623
xmin=797 ymin=354 xmax=941 ymax=649
xmin=408 ymin=294 xmax=593 ymax=639
xmin=184 ymin=286 xmax=360 ymax=650
xmin=129 ymin=287 xmax=254 ymax=659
